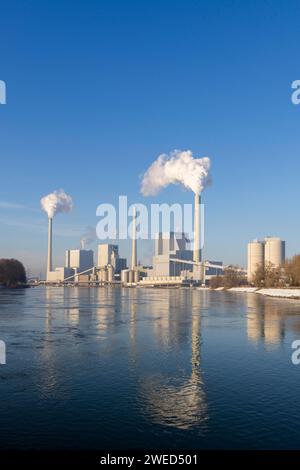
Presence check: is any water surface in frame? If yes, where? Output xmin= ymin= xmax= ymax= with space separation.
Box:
xmin=0 ymin=287 xmax=300 ymax=449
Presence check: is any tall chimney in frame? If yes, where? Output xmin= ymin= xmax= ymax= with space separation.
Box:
xmin=193 ymin=193 xmax=201 ymax=263
xmin=131 ymin=206 xmax=137 ymax=269
xmin=47 ymin=217 xmax=53 ymax=274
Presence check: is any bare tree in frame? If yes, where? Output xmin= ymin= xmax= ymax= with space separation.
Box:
xmin=284 ymin=255 xmax=300 ymax=286
xmin=209 ymin=275 xmax=224 ymax=289
xmin=252 ymin=262 xmax=283 ymax=288
xmin=209 ymin=266 xmax=247 ymax=289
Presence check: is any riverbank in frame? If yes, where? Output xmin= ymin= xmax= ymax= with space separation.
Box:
xmin=223 ymin=286 xmax=300 ymax=299
xmin=0 ymin=283 xmax=30 ymax=289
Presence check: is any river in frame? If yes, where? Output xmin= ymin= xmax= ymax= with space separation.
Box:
xmin=0 ymin=286 xmax=299 ymax=449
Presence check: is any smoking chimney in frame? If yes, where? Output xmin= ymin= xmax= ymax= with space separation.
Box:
xmin=131 ymin=207 xmax=137 ymax=269
xmin=40 ymin=189 xmax=73 ymax=280
xmin=47 ymin=217 xmax=53 ymax=274
xmin=193 ymin=193 xmax=201 ymax=263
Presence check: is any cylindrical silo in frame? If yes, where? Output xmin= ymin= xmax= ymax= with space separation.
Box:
xmin=128 ymin=270 xmax=134 ymax=284
xmin=102 ymin=268 xmax=108 ymax=283
xmin=247 ymin=240 xmax=264 ymax=283
xmin=121 ymin=269 xmax=129 ymax=284
xmin=108 ymin=264 xmax=114 ymax=283
xmin=134 ymin=270 xmax=140 ymax=284
xmin=264 ymin=237 xmax=285 ymax=268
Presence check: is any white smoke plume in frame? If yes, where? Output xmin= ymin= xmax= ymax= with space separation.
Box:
xmin=141 ymin=150 xmax=211 ymax=196
xmin=80 ymin=226 xmax=97 ymax=249
xmin=40 ymin=189 xmax=73 ymax=219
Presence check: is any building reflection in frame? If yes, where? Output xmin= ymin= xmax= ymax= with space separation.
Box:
xmin=138 ymin=290 xmax=208 ymax=430
xmin=38 ymin=286 xmax=59 ymax=397
xmin=41 ymin=286 xmax=211 ymax=430
xmin=246 ymin=294 xmax=285 ymax=348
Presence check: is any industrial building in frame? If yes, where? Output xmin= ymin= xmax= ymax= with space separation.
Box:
xmin=45 ymin=237 xmax=127 ymax=284
xmin=204 ymin=261 xmax=224 ymax=278
xmin=97 ymin=244 xmax=127 ymax=274
xmin=120 ymin=229 xmax=223 ymax=287
xmin=151 ymin=232 xmax=193 ymax=277
xmin=46 ymin=267 xmax=74 ymax=283
xmin=66 ymin=249 xmax=94 ymax=272
xmin=97 ymin=244 xmax=118 ymax=267
xmin=44 ymin=196 xmax=224 ymax=287
xmin=247 ymin=237 xmax=285 ymax=282
xmin=122 ymin=196 xmax=217 ymax=287
xmin=46 ymin=249 xmax=94 ymax=282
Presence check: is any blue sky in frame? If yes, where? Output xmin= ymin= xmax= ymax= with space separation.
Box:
xmin=0 ymin=0 xmax=300 ymax=275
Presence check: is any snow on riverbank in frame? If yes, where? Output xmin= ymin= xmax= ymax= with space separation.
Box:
xmin=228 ymin=287 xmax=258 ymax=293
xmin=256 ymin=288 xmax=300 ymax=299
xmin=217 ymin=286 xmax=300 ymax=299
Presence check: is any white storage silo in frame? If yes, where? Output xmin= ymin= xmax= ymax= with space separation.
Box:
xmin=247 ymin=239 xmax=264 ymax=283
xmin=121 ymin=269 xmax=129 ymax=284
xmin=108 ymin=265 xmax=114 ymax=283
xmin=264 ymin=237 xmax=285 ymax=268
xmin=102 ymin=268 xmax=108 ymax=283
xmin=128 ymin=270 xmax=134 ymax=284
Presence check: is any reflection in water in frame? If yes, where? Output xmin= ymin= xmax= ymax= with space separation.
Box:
xmin=36 ymin=288 xmax=300 ymax=431
xmin=2 ymin=287 xmax=300 ymax=449
xmin=63 ymin=287 xmax=80 ymax=326
xmin=42 ymin=288 xmax=210 ymax=430
xmin=246 ymin=294 xmax=285 ymax=348
xmin=128 ymin=289 xmax=137 ymax=357
xmin=38 ymin=287 xmax=59 ymax=397
xmin=139 ymin=291 xmax=207 ymax=430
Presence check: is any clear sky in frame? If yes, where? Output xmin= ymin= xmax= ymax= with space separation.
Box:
xmin=0 ymin=0 xmax=300 ymax=276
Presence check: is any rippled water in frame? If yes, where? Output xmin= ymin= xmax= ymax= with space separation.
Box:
xmin=0 ymin=286 xmax=300 ymax=449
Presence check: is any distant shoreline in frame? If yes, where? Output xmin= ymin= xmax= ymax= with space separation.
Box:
xmin=26 ymin=283 xmax=300 ymax=300
xmin=212 ymin=286 xmax=300 ymax=300
xmin=0 ymin=283 xmax=30 ymax=289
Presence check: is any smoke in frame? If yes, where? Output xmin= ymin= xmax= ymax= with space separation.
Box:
xmin=80 ymin=226 xmax=97 ymax=249
xmin=40 ymin=189 xmax=73 ymax=219
xmin=141 ymin=150 xmax=211 ymax=196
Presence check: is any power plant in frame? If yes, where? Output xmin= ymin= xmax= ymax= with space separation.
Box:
xmin=40 ymin=152 xmax=216 ymax=286
xmin=42 ymin=190 xmax=226 ymax=287
xmin=41 ymin=194 xmax=286 ymax=288
xmin=66 ymin=249 xmax=94 ymax=272
xmin=247 ymin=237 xmax=285 ymax=282
xmin=39 ymin=154 xmax=287 ymax=288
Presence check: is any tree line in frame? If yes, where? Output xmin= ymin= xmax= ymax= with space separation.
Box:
xmin=209 ymin=266 xmax=247 ymax=289
xmin=209 ymin=255 xmax=300 ymax=289
xmin=0 ymin=259 xmax=27 ymax=288
xmin=252 ymin=254 xmax=300 ymax=288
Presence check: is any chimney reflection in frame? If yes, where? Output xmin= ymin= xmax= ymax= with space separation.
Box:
xmin=139 ymin=290 xmax=207 ymax=430
xmin=38 ymin=287 xmax=59 ymax=397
